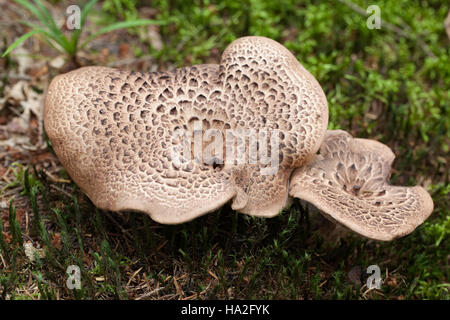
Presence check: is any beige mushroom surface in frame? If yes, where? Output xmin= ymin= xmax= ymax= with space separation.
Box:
xmin=44 ymin=36 xmax=328 ymax=224
xmin=44 ymin=36 xmax=433 ymax=240
xmin=289 ymin=130 xmax=434 ymax=241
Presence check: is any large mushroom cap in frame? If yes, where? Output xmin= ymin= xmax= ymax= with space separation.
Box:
xmin=44 ymin=36 xmax=328 ymax=223
xmin=45 ymin=65 xmax=236 ymax=224
xmin=289 ymin=130 xmax=434 ymax=241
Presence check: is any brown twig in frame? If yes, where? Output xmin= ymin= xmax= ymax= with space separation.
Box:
xmin=135 ymin=286 xmax=165 ymax=300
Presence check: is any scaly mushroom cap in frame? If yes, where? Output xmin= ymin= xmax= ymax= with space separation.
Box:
xmin=44 ymin=36 xmax=328 ymax=223
xmin=289 ymin=130 xmax=434 ymax=241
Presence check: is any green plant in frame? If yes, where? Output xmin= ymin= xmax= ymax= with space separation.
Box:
xmin=1 ymin=162 xmax=43 ymax=195
xmin=102 ymin=0 xmax=139 ymax=22
xmin=1 ymin=0 xmax=170 ymax=66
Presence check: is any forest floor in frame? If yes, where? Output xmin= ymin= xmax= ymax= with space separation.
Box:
xmin=0 ymin=0 xmax=448 ymax=299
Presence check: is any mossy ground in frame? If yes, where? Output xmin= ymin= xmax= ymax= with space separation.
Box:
xmin=0 ymin=0 xmax=448 ymax=299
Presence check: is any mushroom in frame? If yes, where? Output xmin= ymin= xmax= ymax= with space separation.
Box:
xmin=44 ymin=36 xmax=433 ymax=240
xmin=289 ymin=130 xmax=434 ymax=241
xmin=44 ymin=36 xmax=328 ymax=224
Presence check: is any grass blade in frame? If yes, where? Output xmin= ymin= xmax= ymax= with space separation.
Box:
xmin=8 ymin=200 xmax=23 ymax=248
xmin=33 ymin=0 xmax=63 ymax=32
xmin=69 ymin=0 xmax=98 ymax=54
xmin=1 ymin=30 xmax=38 ymax=57
xmin=14 ymin=0 xmax=49 ymax=26
xmin=14 ymin=0 xmax=70 ymax=52
xmin=33 ymin=0 xmax=71 ymax=50
xmin=19 ymin=21 xmax=67 ymax=51
xmin=80 ymin=0 xmax=98 ymax=27
xmin=0 ymin=212 xmax=10 ymax=256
